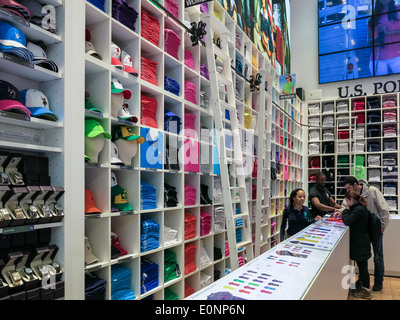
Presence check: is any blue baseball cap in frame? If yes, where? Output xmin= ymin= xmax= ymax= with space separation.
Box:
xmin=0 ymin=21 xmax=34 ymax=62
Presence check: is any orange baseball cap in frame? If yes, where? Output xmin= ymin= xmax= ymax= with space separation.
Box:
xmin=85 ymin=189 xmax=101 ymax=214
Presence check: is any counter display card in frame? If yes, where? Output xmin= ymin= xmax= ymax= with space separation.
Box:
xmin=186 ymin=243 xmax=329 ymax=300
xmin=287 ymin=219 xmax=346 ymax=251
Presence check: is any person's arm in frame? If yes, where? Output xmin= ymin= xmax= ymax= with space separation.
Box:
xmin=329 ymin=196 xmax=342 ymax=209
xmin=280 ymin=208 xmax=289 ymax=242
xmin=311 ymin=197 xmax=336 ymax=213
xmin=373 ymin=189 xmax=390 ymax=231
xmin=342 ymin=206 xmax=362 ymax=227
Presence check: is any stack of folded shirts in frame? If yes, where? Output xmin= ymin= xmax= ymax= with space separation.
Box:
xmin=164 ymin=249 xmax=178 ymax=283
xmin=88 ymin=0 xmax=105 ymax=12
xmin=308 ymin=143 xmax=319 ymax=155
xmin=185 ymin=282 xmax=195 ymax=298
xmin=85 ymin=273 xmax=107 ymax=300
xmin=165 ymin=0 xmax=179 ymax=18
xmin=165 ymin=143 xmax=180 ymax=171
xmin=141 ymin=10 xmax=159 ymax=46
xmin=244 ymin=113 xmax=252 ymax=129
xmin=141 ymin=182 xmax=157 ymax=210
xmin=337 ymin=115 xmax=349 ymax=127
xmin=367 ymin=141 xmax=380 ymax=152
xmin=141 ymin=57 xmax=158 ymax=86
xmin=384 ymin=110 xmax=396 ymax=122
xmin=200 ymin=2 xmax=208 ymax=12
xmin=384 ymin=183 xmax=397 ymax=196
xmin=353 ymin=142 xmax=365 ymax=152
xmin=384 ymin=139 xmax=397 ymax=151
xmin=323 ymin=130 xmax=334 ymax=140
xmin=386 ymin=198 xmax=397 ymax=211
xmin=140 ymin=217 xmax=160 ymax=252
xmin=354 ymin=127 xmax=365 ymax=139
xmin=235 ymin=34 xmax=241 ymax=50
xmin=214 ymin=247 xmax=222 ymax=261
xmin=353 ymin=101 xmax=365 ymax=110
xmin=184 ymin=185 xmax=196 ymax=206
xmin=308 ymin=104 xmax=319 ymax=115
xmin=185 ymin=81 xmax=197 ymax=104
xmin=164 ymin=225 xmax=178 ymax=245
xmin=368 ymin=98 xmax=380 ymax=109
xmin=141 ymin=94 xmax=158 ymax=128
xmin=141 ymin=258 xmax=159 ymax=294
xmin=238 ymin=256 xmax=245 ymax=267
xmin=368 ymin=169 xmax=381 ymax=182
xmin=184 ymin=113 xmax=196 ymax=138
xmin=383 ymin=156 xmax=397 ymax=166
xmin=252 ymin=184 xmax=257 ymax=199
xmin=164 ymin=288 xmax=179 ymax=300
xmin=308 ymin=130 xmax=319 ymax=141
xmin=164 ymin=29 xmax=181 ymax=60
xmin=200 ymin=146 xmax=210 ymax=173
xmin=213 ymin=206 xmax=225 ymax=232
xmin=200 ymin=64 xmax=209 ymax=80
xmin=322 ymin=103 xmax=334 ymax=113
xmin=213 ymin=178 xmax=223 ymax=204
xmin=112 ymin=0 xmax=138 ymax=31
xmin=184 ymin=212 xmax=197 ymax=240
xmin=185 ymin=50 xmax=194 ymax=69
xmin=164 ymin=183 xmax=179 ymax=207
xmin=383 ymin=166 xmax=398 ymax=180
xmin=353 ymin=112 xmax=365 ymax=124
xmin=368 ymin=113 xmax=381 ymax=123
xmin=199 ymin=244 xmax=211 ymax=268
xmin=323 ymin=115 xmax=334 ymax=127
xmin=200 ymin=272 xmax=212 ymax=289
xmin=337 ymin=101 xmax=348 ymax=112
xmin=164 ymin=110 xmax=181 ymax=134
xmin=111 ymin=265 xmax=136 ymax=300
xmin=384 ymin=126 xmax=397 ymax=137
xmin=164 ymin=75 xmax=180 ymax=96
xmin=308 ymin=117 xmax=319 ymax=127
xmin=225 ymin=242 xmax=229 ymax=257
xmin=383 ymin=99 xmax=396 ymax=108
xmin=184 ymin=243 xmax=197 ymax=275
xmin=200 ymin=212 xmax=211 ymax=236
xmin=368 ymin=155 xmax=380 ymax=167
xmin=235 ymin=218 xmax=243 ymax=243
xmin=337 ymin=142 xmax=349 ymax=153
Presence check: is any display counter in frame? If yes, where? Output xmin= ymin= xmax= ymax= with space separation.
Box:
xmin=187 ymin=219 xmax=350 ymax=300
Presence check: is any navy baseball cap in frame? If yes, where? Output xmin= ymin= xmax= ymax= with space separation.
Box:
xmin=0 ymin=80 xmax=31 ymax=116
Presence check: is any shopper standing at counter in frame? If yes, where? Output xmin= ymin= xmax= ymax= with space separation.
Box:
xmin=336 ymin=176 xmax=389 ymax=292
xmin=341 ymin=191 xmax=372 ymax=299
xmin=280 ymin=188 xmax=322 ymax=241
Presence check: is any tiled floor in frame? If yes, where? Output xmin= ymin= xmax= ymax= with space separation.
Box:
xmin=348 ymin=276 xmax=400 ymax=300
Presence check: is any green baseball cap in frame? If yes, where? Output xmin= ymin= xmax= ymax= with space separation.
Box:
xmin=85 ymin=119 xmax=111 ymax=139
xmin=111 ymin=78 xmax=131 ymax=100
xmin=112 ymin=125 xmax=145 ymax=143
xmin=111 ymin=184 xmax=133 ymax=211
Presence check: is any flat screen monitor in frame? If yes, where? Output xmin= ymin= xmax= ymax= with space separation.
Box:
xmin=318 ymin=0 xmax=400 ymax=84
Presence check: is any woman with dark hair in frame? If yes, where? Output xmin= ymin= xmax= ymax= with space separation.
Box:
xmin=369 ymin=0 xmax=400 ymax=75
xmin=280 ymin=188 xmax=321 ymax=242
xmin=342 ymin=190 xmax=372 ymax=299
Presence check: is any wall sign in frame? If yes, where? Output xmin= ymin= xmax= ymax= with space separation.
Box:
xmin=184 ymin=0 xmax=212 ymax=8
xmin=338 ymin=79 xmax=400 ymax=98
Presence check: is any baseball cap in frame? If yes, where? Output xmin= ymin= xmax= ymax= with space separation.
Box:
xmin=111 ymin=42 xmax=124 ymax=70
xmin=117 ymin=103 xmax=138 ymax=123
xmin=85 ymin=119 xmax=111 ymax=139
xmin=85 ymin=90 xmax=102 ymax=113
xmin=121 ymin=50 xmax=138 ymax=76
xmin=112 ymin=125 xmax=145 ymax=143
xmin=111 ymin=184 xmax=133 ymax=211
xmin=85 ymin=28 xmax=102 ymax=60
xmin=0 ymin=21 xmax=34 ymax=61
xmin=19 ymin=0 xmax=56 ymax=33
xmin=0 ymin=0 xmax=31 ymax=21
xmin=111 ymin=78 xmax=131 ymax=100
xmin=27 ymin=41 xmax=59 ymax=72
xmin=85 ymin=189 xmax=101 ymax=214
xmin=85 ymin=237 xmax=99 ymax=265
xmin=111 ymin=142 xmax=124 ymax=165
xmin=0 ymin=80 xmax=31 ymax=116
xmin=20 ymin=89 xmax=59 ymax=121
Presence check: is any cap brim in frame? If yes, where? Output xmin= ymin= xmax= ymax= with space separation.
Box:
xmin=0 ymin=100 xmax=31 ymax=116
xmin=85 ymin=205 xmax=102 ymax=214
xmin=87 ymin=50 xmax=103 ymax=60
xmin=28 ymin=107 xmax=59 ymax=121
xmin=85 ymin=252 xmax=99 ymax=265
xmin=111 ymin=156 xmax=125 ymax=165
xmin=123 ymin=65 xmax=138 ymax=76
xmin=111 ymin=88 xmax=131 ymax=100
xmin=111 ymin=57 xmax=125 ymax=70
xmin=113 ymin=202 xmax=133 ymax=211
xmin=118 ymin=115 xmax=138 ymax=123
xmin=124 ymin=135 xmax=145 ymax=143
xmin=86 ymin=130 xmax=111 ymax=139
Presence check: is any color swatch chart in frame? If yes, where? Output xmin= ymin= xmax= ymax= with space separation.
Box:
xmin=288 ymin=219 xmax=346 ymax=251
xmin=187 ymin=243 xmax=329 ymax=300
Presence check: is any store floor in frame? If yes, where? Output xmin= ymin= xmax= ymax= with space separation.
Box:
xmin=347 ymin=276 xmax=400 ymax=300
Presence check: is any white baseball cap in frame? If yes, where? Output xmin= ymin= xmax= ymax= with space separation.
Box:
xmin=110 ymin=142 xmax=124 ymax=165
xmin=117 ymin=103 xmax=138 ymax=123
xmin=111 ymin=78 xmax=131 ymax=100
xmin=111 ymin=42 xmax=124 ymax=70
xmin=85 ymin=28 xmax=102 ymax=60
xmin=121 ymin=50 xmax=138 ymax=76
xmin=111 ymin=171 xmax=118 ymax=187
xmin=20 ymin=88 xmax=59 ymax=121
xmin=26 ymin=41 xmax=59 ymax=72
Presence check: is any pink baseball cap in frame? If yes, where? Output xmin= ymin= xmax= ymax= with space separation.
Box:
xmin=0 ymin=80 xmax=31 ymax=116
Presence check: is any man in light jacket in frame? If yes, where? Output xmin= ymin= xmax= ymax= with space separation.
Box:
xmin=335 ymin=176 xmax=390 ymax=292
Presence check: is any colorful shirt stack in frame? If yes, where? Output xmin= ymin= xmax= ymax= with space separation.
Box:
xmin=141 ymin=57 xmax=158 ymax=86
xmin=164 ymin=249 xmax=178 ymax=283
xmin=185 ymin=282 xmax=195 ymax=298
xmin=184 ymin=212 xmax=197 ymax=240
xmin=164 ymin=183 xmax=179 ymax=208
xmin=85 ymin=273 xmax=107 ymax=300
xmin=112 ymin=0 xmax=138 ymax=31
xmin=88 ymin=0 xmax=105 ymax=12
xmin=184 ymin=81 xmax=197 ymax=104
xmin=164 ymin=75 xmax=180 ymax=96
xmin=200 ymin=211 xmax=211 ymax=236
xmin=165 ymin=0 xmax=179 ymax=18
xmin=164 ymin=225 xmax=178 ymax=245
xmin=200 ymin=64 xmax=209 ymax=80
xmin=164 ymin=110 xmax=181 ymax=134
xmin=141 ymin=182 xmax=157 ymax=210
xmin=213 ymin=206 xmax=225 ymax=232
xmin=184 ymin=243 xmax=197 ymax=275
xmin=111 ymin=265 xmax=136 ymax=300
xmin=141 ymin=94 xmax=158 ymax=128
xmin=184 ymin=112 xmax=196 ymax=138
xmin=140 ymin=217 xmax=160 ymax=252
xmin=164 ymin=29 xmax=181 ymax=60
xmin=140 ymin=258 xmax=159 ymax=294
xmin=141 ymin=10 xmax=159 ymax=46
xmin=184 ymin=50 xmax=194 ymax=69
xmin=184 ymin=185 xmax=196 ymax=206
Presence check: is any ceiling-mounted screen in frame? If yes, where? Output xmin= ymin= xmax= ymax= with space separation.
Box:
xmin=318 ymin=0 xmax=400 ymax=84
